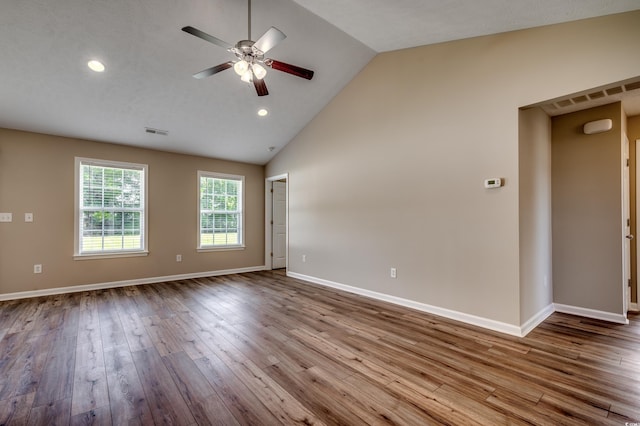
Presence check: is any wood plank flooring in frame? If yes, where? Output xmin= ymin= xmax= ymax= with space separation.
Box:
xmin=0 ymin=270 xmax=639 ymax=425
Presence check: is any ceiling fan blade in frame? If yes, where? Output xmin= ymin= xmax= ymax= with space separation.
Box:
xmin=182 ymin=26 xmax=232 ymax=50
xmin=253 ymin=27 xmax=286 ymax=55
xmin=266 ymin=59 xmax=314 ymax=80
xmin=253 ymin=78 xmax=269 ymax=96
xmin=193 ymin=62 xmax=233 ymax=79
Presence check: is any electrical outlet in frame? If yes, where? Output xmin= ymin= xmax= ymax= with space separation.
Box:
xmin=176 ymin=254 xmax=182 ymax=262
xmin=34 ymin=264 xmax=42 ymax=274
xmin=0 ymin=213 xmax=12 ymax=222
xmin=390 ymin=267 xmax=397 ymax=278
xmin=302 ymin=254 xmax=306 ymax=263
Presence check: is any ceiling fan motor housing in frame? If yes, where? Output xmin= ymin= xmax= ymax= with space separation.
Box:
xmin=232 ymin=40 xmax=264 ymax=62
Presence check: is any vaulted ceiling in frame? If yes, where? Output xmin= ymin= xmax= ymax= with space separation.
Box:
xmin=1 ymin=0 xmax=639 ymax=164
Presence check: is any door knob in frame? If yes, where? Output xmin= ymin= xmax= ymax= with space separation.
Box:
xmin=626 ymin=235 xmax=634 ymax=240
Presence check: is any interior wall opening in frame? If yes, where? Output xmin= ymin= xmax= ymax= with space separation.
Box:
xmin=520 ymin=75 xmax=640 ymax=322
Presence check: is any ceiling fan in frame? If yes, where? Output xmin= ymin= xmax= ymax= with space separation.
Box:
xmin=181 ymin=0 xmax=314 ymax=96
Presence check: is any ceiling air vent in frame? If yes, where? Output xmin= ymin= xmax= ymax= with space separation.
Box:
xmin=528 ymin=76 xmax=640 ymax=117
xmin=145 ymin=127 xmax=169 ymax=136
xmin=606 ymin=86 xmax=623 ymax=96
xmin=624 ymin=81 xmax=640 ymax=92
xmin=588 ymin=91 xmax=605 ymax=100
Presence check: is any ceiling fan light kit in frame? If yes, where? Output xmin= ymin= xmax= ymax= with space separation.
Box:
xmin=240 ymin=69 xmax=253 ymax=83
xmin=182 ymin=0 xmax=314 ymax=97
xmin=252 ymin=63 xmax=267 ymax=80
xmin=233 ymin=60 xmax=249 ymax=76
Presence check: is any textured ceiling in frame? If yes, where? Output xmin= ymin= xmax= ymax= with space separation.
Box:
xmin=1 ymin=0 xmax=639 ymax=164
xmin=0 ymin=0 xmax=374 ymax=164
xmin=291 ymin=0 xmax=640 ymax=52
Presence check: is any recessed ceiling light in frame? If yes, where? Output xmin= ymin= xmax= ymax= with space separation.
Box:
xmin=87 ymin=60 xmax=105 ymax=72
xmin=257 ymin=108 xmax=268 ymax=117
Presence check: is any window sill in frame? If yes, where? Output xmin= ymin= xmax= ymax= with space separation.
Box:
xmin=197 ymin=246 xmax=245 ymax=253
xmin=74 ymin=251 xmax=149 ymax=261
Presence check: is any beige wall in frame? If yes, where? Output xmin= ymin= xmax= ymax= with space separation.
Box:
xmin=519 ymin=108 xmax=553 ymax=323
xmin=551 ymin=103 xmax=624 ymax=314
xmin=0 ymin=129 xmax=265 ymax=295
xmin=266 ymin=11 xmax=640 ymax=327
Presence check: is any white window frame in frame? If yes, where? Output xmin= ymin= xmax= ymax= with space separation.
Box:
xmin=74 ymin=157 xmax=149 ymax=260
xmin=197 ymin=171 xmax=245 ymax=251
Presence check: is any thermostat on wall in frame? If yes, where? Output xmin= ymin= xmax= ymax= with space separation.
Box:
xmin=484 ymin=178 xmax=502 ymax=189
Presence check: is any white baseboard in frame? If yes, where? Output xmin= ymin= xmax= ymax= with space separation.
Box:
xmin=554 ymin=303 xmax=629 ymax=324
xmin=287 ymin=271 xmax=527 ymax=337
xmin=0 ymin=265 xmax=267 ymax=302
xmin=629 ymin=302 xmax=639 ymax=312
xmin=520 ymin=304 xmax=555 ymax=336
xmin=5 ymin=267 xmax=631 ymax=333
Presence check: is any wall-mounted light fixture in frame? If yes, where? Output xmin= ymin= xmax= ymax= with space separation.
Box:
xmin=583 ymin=118 xmax=612 ymax=135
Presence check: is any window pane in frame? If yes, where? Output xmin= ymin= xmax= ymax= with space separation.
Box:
xmin=202 ymin=213 xmax=212 ymax=228
xmin=123 ymin=235 xmax=142 ymax=249
xmin=83 ymin=187 xmax=102 ymax=208
xmin=83 ymin=211 xmax=103 ymax=232
xmin=82 ymin=230 xmax=104 ymax=252
xmin=89 ymin=166 xmax=103 ymax=187
xmin=201 ymin=194 xmax=212 ymax=210
xmin=104 ymin=188 xmax=119 ymax=208
xmin=214 ymin=213 xmax=227 ymax=230
xmin=227 ymin=213 xmax=238 ymax=230
xmin=103 ymin=212 xmax=120 ymax=236
xmin=198 ymin=174 xmax=243 ymax=247
xmin=214 ymin=179 xmax=225 ymax=193
xmin=123 ymin=212 xmax=140 ymax=235
xmin=104 ymin=168 xmax=122 ymax=188
xmin=226 ymin=195 xmax=237 ymax=211
xmin=214 ymin=195 xmax=226 ymax=210
xmin=226 ymin=180 xmax=238 ymax=195
xmin=78 ymin=160 xmax=146 ymax=255
xmin=123 ymin=170 xmax=141 ymax=208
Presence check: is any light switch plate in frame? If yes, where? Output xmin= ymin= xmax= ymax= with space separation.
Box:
xmin=0 ymin=213 xmax=12 ymax=222
xmin=25 ymin=213 xmax=33 ymax=222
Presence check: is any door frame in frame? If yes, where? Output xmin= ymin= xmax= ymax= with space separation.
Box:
xmin=623 ymin=134 xmax=630 ymax=315
xmin=265 ymin=173 xmax=289 ymax=270
xmin=633 ymin=139 xmax=640 ymax=312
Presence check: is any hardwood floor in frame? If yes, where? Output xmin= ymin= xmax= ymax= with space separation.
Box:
xmin=0 ymin=271 xmax=639 ymax=425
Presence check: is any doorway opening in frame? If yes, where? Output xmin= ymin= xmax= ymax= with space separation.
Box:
xmin=521 ymin=75 xmax=640 ymax=322
xmin=265 ymin=174 xmax=288 ymax=270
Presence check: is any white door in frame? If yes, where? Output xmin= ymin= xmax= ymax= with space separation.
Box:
xmin=623 ymin=135 xmax=631 ymax=312
xmin=272 ymin=181 xmax=287 ymax=269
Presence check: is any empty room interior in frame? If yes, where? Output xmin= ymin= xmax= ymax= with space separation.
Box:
xmin=1 ymin=1 xmax=640 ymax=424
